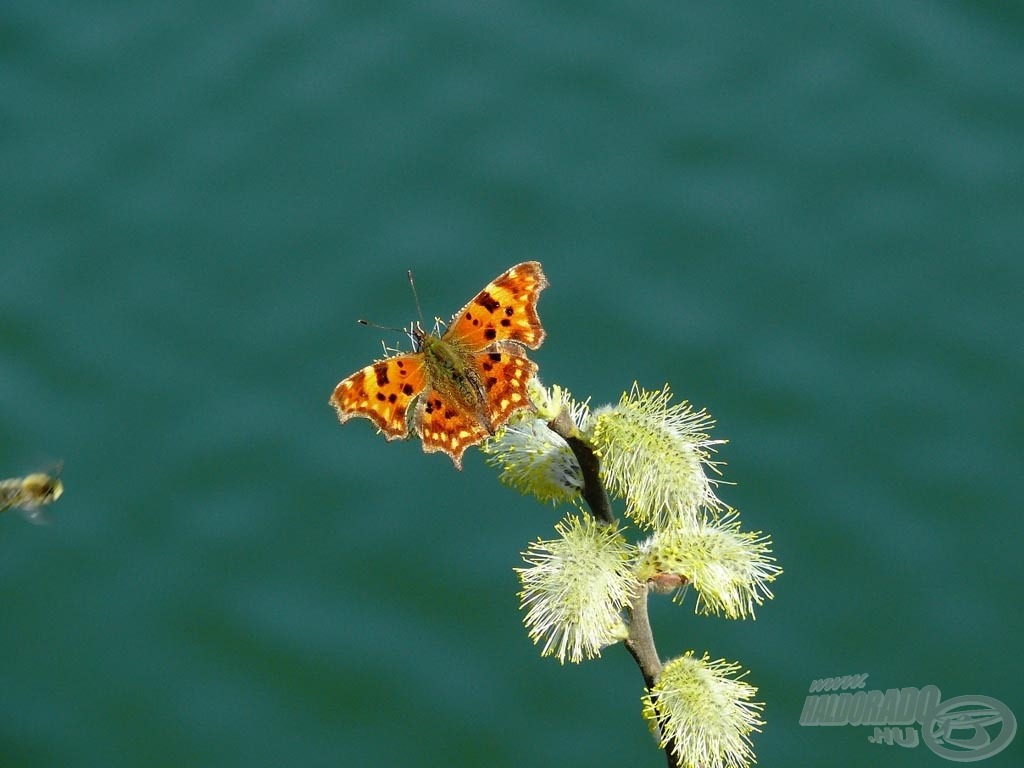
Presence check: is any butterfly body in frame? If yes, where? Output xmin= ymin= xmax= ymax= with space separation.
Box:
xmin=331 ymin=262 xmax=548 ymax=469
xmin=416 ymin=328 xmax=492 ymax=432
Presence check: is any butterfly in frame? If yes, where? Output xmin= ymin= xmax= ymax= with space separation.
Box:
xmin=330 ymin=262 xmax=548 ymax=470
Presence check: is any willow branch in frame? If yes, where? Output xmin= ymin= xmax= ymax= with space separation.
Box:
xmin=547 ymin=410 xmax=616 ymax=526
xmin=624 ymin=581 xmax=662 ymax=689
xmin=627 ymin=584 xmax=680 ymax=768
xmin=547 ymin=411 xmax=678 ymax=767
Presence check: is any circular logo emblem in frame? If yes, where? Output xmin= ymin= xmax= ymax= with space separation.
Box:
xmin=921 ymin=695 xmax=1016 ymax=762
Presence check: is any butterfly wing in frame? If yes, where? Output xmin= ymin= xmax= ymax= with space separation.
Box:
xmin=415 ymin=390 xmax=492 ymax=470
xmin=443 ymin=261 xmax=548 ymax=351
xmin=413 ymin=348 xmax=538 ymax=469
xmin=473 ymin=349 xmax=538 ymax=429
xmin=330 ymin=355 xmax=427 ymax=440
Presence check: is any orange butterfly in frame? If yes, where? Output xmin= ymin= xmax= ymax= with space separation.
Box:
xmin=330 ymin=262 xmax=548 ymax=469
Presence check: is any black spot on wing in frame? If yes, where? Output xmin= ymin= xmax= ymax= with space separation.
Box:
xmin=476 ymin=291 xmax=500 ymax=313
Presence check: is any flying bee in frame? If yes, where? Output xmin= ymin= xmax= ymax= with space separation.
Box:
xmin=0 ymin=470 xmax=64 ymax=524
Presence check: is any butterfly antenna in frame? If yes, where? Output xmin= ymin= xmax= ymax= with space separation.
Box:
xmin=407 ymin=269 xmax=426 ymax=329
xmin=357 ymin=319 xmax=418 ymax=352
xmin=357 ymin=319 xmax=405 ymax=333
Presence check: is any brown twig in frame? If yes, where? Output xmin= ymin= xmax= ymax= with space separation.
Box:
xmin=547 ymin=409 xmax=615 ymax=526
xmin=547 ymin=411 xmax=679 ymax=768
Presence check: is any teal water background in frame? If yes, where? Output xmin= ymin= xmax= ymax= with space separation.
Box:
xmin=3 ymin=2 xmax=1023 ymax=766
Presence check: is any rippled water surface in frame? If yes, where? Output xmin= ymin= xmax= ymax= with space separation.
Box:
xmin=3 ymin=2 xmax=1022 ymax=766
